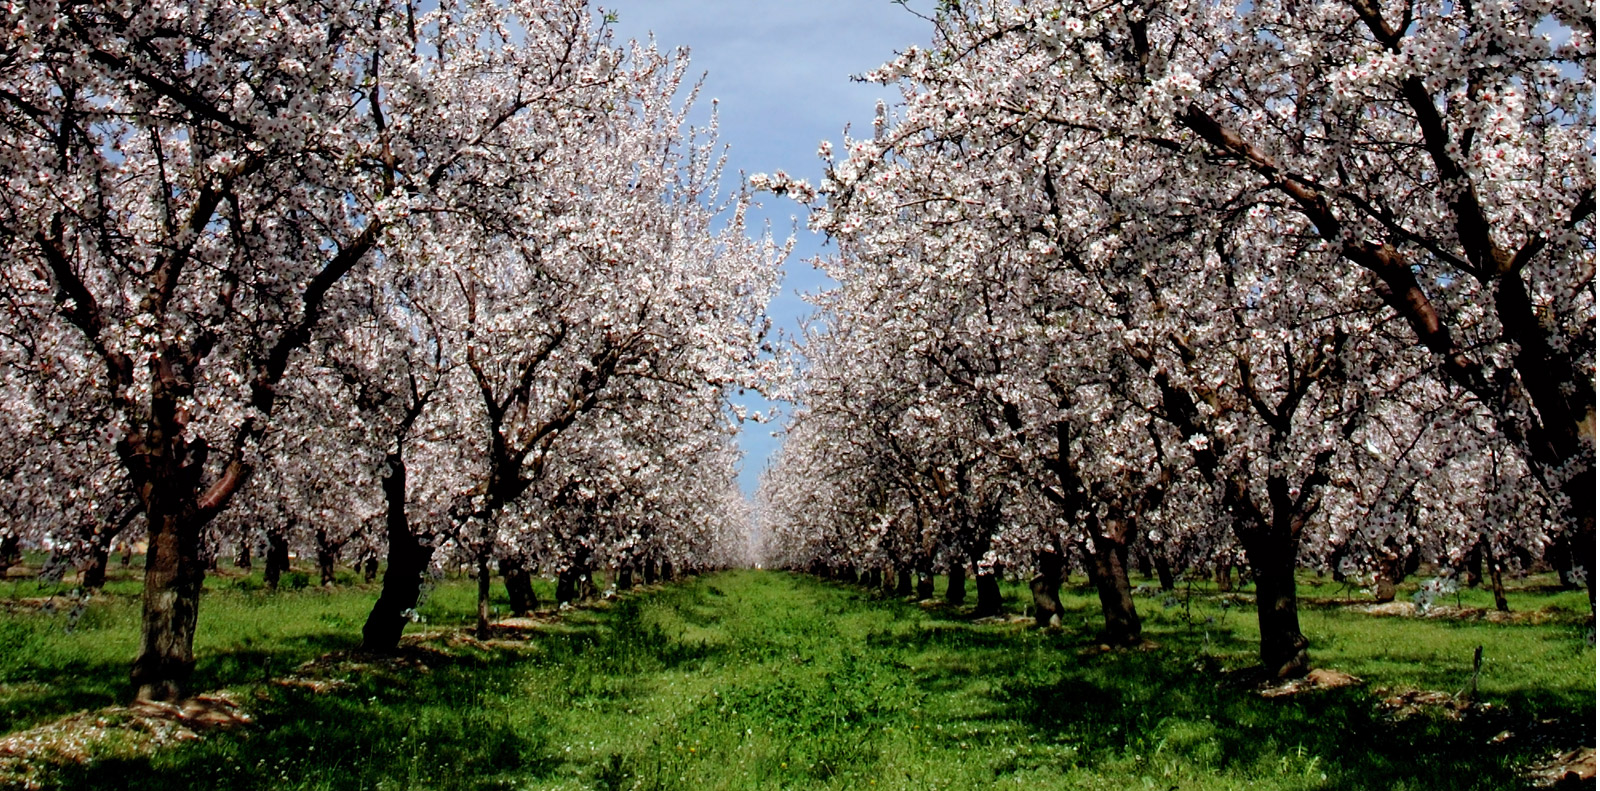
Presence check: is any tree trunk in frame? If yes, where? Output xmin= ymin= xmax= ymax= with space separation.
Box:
xmin=945 ymin=563 xmax=966 ymax=605
xmin=130 ymin=490 xmax=207 ymax=702
xmin=1030 ymin=551 xmax=1064 ymax=628
xmin=315 ymin=529 xmax=337 ymax=587
xmin=864 ymin=567 xmax=881 ymax=589
xmin=503 ymin=557 xmax=536 ymax=616
xmin=617 ymin=566 xmax=634 ymax=591
xmin=642 ymin=560 xmax=658 ymax=585
xmin=1484 ymin=538 xmax=1510 ymax=612
xmin=81 ymin=542 xmax=111 ymax=591
xmin=895 ymin=567 xmax=914 ymax=597
xmin=362 ymin=451 xmax=428 ymax=652
xmin=1216 ymin=562 xmax=1233 ymax=592
xmin=661 ymin=560 xmax=675 ymax=582
xmin=1081 ymin=523 xmax=1142 ymax=646
xmin=235 ymin=538 xmax=251 ymax=571
xmin=1241 ymin=525 xmax=1310 ymax=680
xmin=363 ymin=556 xmax=379 ymax=583
xmin=475 ymin=554 xmax=492 ymax=639
xmin=974 ymin=571 xmax=1003 ymax=617
xmin=1463 ymin=540 xmax=1483 ymax=588
xmin=0 ymin=535 xmax=19 ymax=574
xmin=1154 ymin=554 xmax=1175 ymax=592
xmin=264 ymin=529 xmax=290 ymax=590
xmin=916 ymin=572 xmax=935 ymax=601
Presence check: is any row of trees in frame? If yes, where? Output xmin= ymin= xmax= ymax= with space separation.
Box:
xmin=760 ymin=0 xmax=1593 ymax=678
xmin=0 ymin=0 xmax=778 ymax=700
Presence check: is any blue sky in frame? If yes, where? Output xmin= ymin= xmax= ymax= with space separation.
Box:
xmin=600 ymin=1 xmax=937 ymax=496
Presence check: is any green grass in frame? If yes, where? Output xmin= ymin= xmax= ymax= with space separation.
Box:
xmin=0 ymin=568 xmax=1592 ymax=790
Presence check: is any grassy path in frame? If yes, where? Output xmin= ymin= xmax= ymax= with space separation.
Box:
xmin=14 ymin=570 xmax=1595 ymax=790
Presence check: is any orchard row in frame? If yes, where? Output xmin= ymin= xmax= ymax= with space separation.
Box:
xmin=758 ymin=0 xmax=1594 ymax=678
xmin=0 ymin=0 xmax=778 ymax=701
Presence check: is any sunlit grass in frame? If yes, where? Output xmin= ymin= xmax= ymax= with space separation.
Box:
xmin=0 ymin=567 xmax=1591 ymax=790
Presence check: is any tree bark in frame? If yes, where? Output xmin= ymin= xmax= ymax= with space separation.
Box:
xmin=1030 ymin=551 xmax=1064 ymax=628
xmin=363 ymin=556 xmax=379 ymax=583
xmin=617 ymin=566 xmax=634 ymax=591
xmin=235 ymin=538 xmax=251 ymax=571
xmin=1240 ymin=525 xmax=1310 ymax=679
xmin=362 ymin=451 xmax=429 ymax=651
xmin=503 ymin=557 xmax=537 ymax=616
xmin=1081 ymin=525 xmax=1142 ymax=646
xmin=129 ymin=487 xmax=207 ymax=702
xmin=916 ymin=572 xmax=935 ymax=601
xmin=661 ymin=560 xmax=675 ymax=582
xmin=945 ymin=563 xmax=966 ymax=605
xmin=895 ymin=567 xmax=914 ymax=597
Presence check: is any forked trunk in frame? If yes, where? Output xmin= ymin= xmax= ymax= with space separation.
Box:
xmin=945 ymin=564 xmax=966 ymax=605
xmin=362 ymin=452 xmax=429 ymax=652
xmin=1030 ymin=551 xmax=1064 ymax=628
xmin=1081 ymin=523 xmax=1142 ymax=646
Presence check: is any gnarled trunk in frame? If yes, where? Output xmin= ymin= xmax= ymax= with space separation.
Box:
xmin=130 ymin=477 xmax=208 ymax=702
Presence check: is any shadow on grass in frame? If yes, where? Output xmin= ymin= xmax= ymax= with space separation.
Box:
xmin=0 ymin=631 xmax=359 ymax=735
